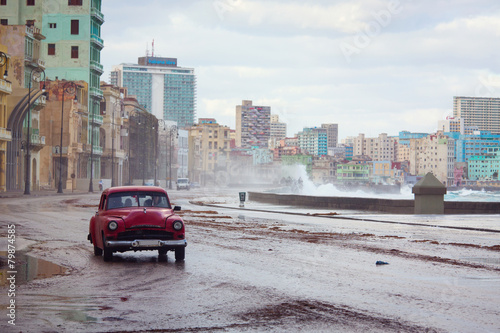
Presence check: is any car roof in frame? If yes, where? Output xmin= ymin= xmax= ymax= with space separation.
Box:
xmin=102 ymin=186 xmax=168 ymax=196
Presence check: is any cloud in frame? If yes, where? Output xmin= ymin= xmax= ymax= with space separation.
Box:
xmin=100 ymin=0 xmax=500 ymax=140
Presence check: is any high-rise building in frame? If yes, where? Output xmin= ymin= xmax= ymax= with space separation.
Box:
xmin=354 ymin=133 xmax=397 ymax=161
xmin=297 ymin=127 xmax=327 ymax=156
xmin=111 ymin=56 xmax=196 ymax=128
xmin=235 ymin=100 xmax=270 ymax=148
xmin=321 ymin=123 xmax=338 ymax=148
xmin=270 ymin=114 xmax=287 ymax=140
xmin=269 ymin=114 xmax=286 ymax=149
xmin=453 ymin=96 xmax=500 ymax=134
xmin=411 ymin=132 xmax=455 ymax=185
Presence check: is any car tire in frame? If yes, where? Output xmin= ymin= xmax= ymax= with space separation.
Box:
xmin=175 ymin=247 xmax=185 ymax=261
xmin=91 ymin=234 xmax=103 ymax=256
xmin=102 ymin=233 xmax=113 ymax=262
xmin=158 ymin=248 xmax=167 ymax=257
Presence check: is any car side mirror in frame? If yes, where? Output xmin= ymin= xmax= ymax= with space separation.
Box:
xmin=95 ymin=211 xmax=99 ymax=216
xmin=173 ymin=206 xmax=181 ymax=211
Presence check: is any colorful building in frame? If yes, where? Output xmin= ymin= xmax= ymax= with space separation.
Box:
xmin=336 ymin=162 xmax=370 ymax=183
xmin=297 ymin=127 xmax=327 ymax=156
xmin=235 ymin=100 xmax=271 ymax=149
xmin=467 ymin=147 xmax=500 ymax=181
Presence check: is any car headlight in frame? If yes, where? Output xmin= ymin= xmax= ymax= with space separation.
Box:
xmin=172 ymin=220 xmax=183 ymax=231
xmin=108 ymin=221 xmax=118 ymax=231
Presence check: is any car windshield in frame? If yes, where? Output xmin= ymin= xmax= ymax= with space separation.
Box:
xmin=178 ymin=179 xmax=188 ymax=184
xmin=106 ymin=191 xmax=170 ymax=210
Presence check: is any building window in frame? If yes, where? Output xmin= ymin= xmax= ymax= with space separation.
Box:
xmin=71 ymin=46 xmax=78 ymax=58
xmin=27 ymin=0 xmax=34 ymax=5
xmin=68 ymin=0 xmax=82 ymax=5
xmin=0 ymin=19 xmax=7 ymax=25
xmin=26 ymin=20 xmax=35 ymax=27
xmin=49 ymin=23 xmax=56 ymax=28
xmin=71 ymin=19 xmax=79 ymax=35
xmin=48 ymin=43 xmax=55 ymax=55
xmin=1 ymin=0 xmax=6 ymax=6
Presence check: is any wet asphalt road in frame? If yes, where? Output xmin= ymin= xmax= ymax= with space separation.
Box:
xmin=0 ymin=189 xmax=499 ymax=332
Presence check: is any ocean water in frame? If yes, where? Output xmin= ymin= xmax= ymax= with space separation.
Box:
xmin=279 ymin=165 xmax=500 ymax=202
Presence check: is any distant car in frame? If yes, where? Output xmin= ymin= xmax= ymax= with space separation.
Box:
xmin=190 ymin=182 xmax=200 ymax=189
xmin=88 ymin=186 xmax=187 ymax=262
xmin=176 ymin=178 xmax=190 ymax=190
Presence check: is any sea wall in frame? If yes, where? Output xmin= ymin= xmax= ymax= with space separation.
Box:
xmin=247 ymin=192 xmax=500 ymax=214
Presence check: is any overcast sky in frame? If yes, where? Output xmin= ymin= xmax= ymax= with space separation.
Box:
xmin=100 ymin=0 xmax=500 ymax=140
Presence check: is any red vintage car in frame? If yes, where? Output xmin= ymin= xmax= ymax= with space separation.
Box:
xmin=88 ymin=186 xmax=187 ymax=261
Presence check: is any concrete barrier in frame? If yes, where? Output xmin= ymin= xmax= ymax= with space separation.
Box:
xmin=248 ymin=192 xmax=500 ymax=214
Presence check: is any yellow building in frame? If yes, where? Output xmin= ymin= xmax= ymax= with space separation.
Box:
xmin=39 ymin=80 xmax=89 ymax=190
xmin=188 ymin=118 xmax=231 ymax=185
xmin=0 ymin=46 xmax=13 ymax=192
xmin=0 ymin=25 xmax=46 ymax=192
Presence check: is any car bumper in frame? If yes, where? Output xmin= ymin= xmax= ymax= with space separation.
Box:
xmin=105 ymin=239 xmax=187 ymax=249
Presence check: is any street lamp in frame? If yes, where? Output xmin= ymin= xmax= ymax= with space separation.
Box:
xmin=88 ymin=103 xmax=95 ymax=193
xmin=129 ymin=112 xmax=147 ymax=185
xmin=168 ymin=125 xmax=178 ymax=189
xmin=0 ymin=51 xmax=8 ymax=79
xmin=25 ymin=67 xmax=46 ymax=195
xmin=111 ymin=101 xmax=121 ymax=187
xmin=57 ymin=81 xmax=78 ymax=193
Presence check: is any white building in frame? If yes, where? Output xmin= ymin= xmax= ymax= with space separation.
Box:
xmin=353 ymin=133 xmax=397 ymax=161
xmin=111 ymin=56 xmax=196 ymax=128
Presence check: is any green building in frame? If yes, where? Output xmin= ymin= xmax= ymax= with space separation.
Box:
xmin=336 ymin=163 xmax=370 ymax=182
xmin=0 ymin=0 xmax=105 ymax=185
xmin=468 ymin=147 xmax=500 ymax=180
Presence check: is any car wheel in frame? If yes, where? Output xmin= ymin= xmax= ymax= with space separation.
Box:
xmin=158 ymin=248 xmax=167 ymax=257
xmin=102 ymin=233 xmax=113 ymax=262
xmin=175 ymin=247 xmax=185 ymax=261
xmin=90 ymin=234 xmax=103 ymax=256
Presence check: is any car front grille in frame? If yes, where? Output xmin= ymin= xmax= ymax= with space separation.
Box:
xmin=117 ymin=230 xmax=174 ymax=241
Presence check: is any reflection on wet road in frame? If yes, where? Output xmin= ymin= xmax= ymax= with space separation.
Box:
xmin=0 ymin=191 xmax=499 ymax=332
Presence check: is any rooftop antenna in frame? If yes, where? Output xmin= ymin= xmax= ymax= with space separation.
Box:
xmin=146 ymin=42 xmax=149 ymax=57
xmin=152 ymin=39 xmax=155 ymax=57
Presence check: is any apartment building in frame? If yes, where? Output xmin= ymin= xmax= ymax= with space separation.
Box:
xmin=321 ymin=123 xmax=338 ymax=149
xmin=453 ymin=96 xmax=500 ymax=134
xmin=235 ymin=100 xmax=270 ymax=149
xmin=353 ymin=133 xmax=397 ymax=161
xmin=411 ymin=132 xmax=455 ymax=185
xmin=297 ymin=127 xmax=327 ymax=156
xmin=188 ymin=118 xmax=231 ymax=185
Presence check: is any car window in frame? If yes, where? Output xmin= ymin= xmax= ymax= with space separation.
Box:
xmin=106 ymin=192 xmax=170 ymax=210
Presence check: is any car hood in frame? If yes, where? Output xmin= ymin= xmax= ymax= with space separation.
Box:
xmin=108 ymin=208 xmax=172 ymax=229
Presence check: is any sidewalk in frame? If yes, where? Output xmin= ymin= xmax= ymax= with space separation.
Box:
xmin=0 ymin=188 xmax=96 ymax=199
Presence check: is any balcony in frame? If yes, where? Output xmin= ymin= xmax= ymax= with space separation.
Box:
xmin=37 ymin=58 xmax=45 ymax=69
xmin=90 ymin=60 xmax=104 ymax=74
xmin=90 ymin=34 xmax=104 ymax=50
xmin=0 ymin=79 xmax=12 ymax=94
xmin=33 ymin=94 xmax=47 ymax=111
xmin=94 ymin=146 xmax=103 ymax=155
xmin=89 ymin=87 xmax=103 ymax=99
xmin=91 ymin=7 xmax=105 ymax=24
xmin=0 ymin=127 xmax=12 ymax=141
xmin=90 ymin=114 xmax=103 ymax=126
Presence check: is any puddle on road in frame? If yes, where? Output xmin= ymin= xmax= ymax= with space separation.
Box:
xmin=0 ymin=251 xmax=67 ymax=286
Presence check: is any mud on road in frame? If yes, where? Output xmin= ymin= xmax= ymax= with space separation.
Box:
xmin=0 ymin=191 xmax=499 ymax=332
